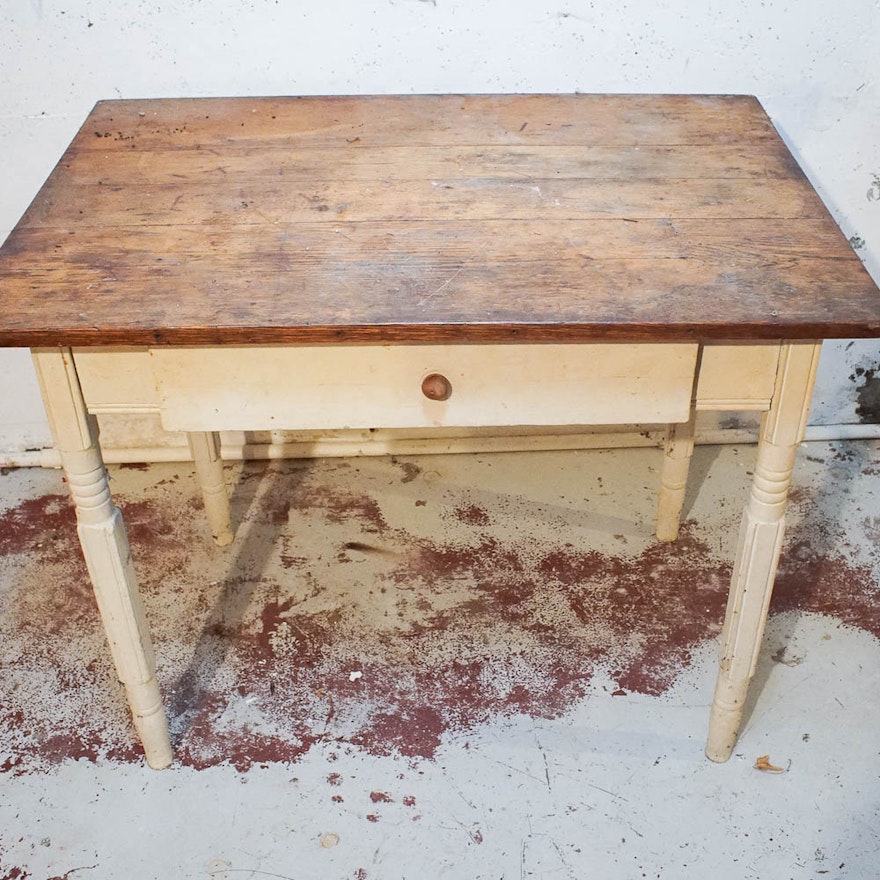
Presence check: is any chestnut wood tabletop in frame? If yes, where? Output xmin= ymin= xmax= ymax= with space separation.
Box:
xmin=0 ymin=93 xmax=878 ymax=347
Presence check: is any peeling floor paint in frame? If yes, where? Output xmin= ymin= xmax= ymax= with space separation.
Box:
xmin=1 ymin=442 xmax=880 ymax=877
xmin=851 ymin=364 xmax=880 ymax=424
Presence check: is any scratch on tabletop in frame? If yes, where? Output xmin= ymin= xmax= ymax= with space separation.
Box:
xmin=420 ymin=265 xmax=465 ymax=304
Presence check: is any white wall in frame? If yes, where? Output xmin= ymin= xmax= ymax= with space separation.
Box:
xmin=1 ymin=0 xmax=878 ymax=453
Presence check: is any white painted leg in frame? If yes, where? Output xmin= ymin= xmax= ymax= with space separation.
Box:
xmin=656 ymin=408 xmax=696 ymax=542
xmin=33 ymin=348 xmax=173 ymax=770
xmin=187 ymin=431 xmax=234 ymax=546
xmin=705 ymin=342 xmax=821 ymax=762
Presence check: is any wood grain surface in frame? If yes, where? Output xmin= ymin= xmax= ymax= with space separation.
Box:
xmin=1 ymin=94 xmax=877 ymax=346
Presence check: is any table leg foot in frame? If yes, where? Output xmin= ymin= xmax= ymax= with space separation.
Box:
xmin=127 ymin=678 xmax=174 ymax=769
xmin=188 ymin=431 xmax=234 ymax=546
xmin=656 ymin=410 xmax=695 ymax=542
xmin=705 ymin=696 xmax=742 ymax=762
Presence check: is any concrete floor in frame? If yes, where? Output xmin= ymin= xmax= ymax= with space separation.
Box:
xmin=1 ymin=441 xmax=879 ymax=879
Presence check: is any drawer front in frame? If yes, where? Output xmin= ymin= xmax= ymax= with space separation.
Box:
xmin=149 ymin=343 xmax=699 ymax=432
xmin=696 ymin=343 xmax=781 ymax=411
xmin=73 ymin=347 xmax=159 ymax=413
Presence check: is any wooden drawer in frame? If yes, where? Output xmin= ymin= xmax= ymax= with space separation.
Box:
xmin=147 ymin=343 xmax=699 ymax=432
xmin=696 ymin=343 xmax=781 ymax=411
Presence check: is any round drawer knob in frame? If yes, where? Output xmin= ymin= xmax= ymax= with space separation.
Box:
xmin=421 ymin=372 xmax=452 ymax=401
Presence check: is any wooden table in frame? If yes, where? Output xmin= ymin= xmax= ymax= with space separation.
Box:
xmin=1 ymin=95 xmax=878 ymax=770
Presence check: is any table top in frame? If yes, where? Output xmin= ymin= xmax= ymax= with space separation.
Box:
xmin=1 ymin=94 xmax=878 ymax=347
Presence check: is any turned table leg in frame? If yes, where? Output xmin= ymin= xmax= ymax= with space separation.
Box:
xmin=657 ymin=407 xmax=696 ymax=542
xmin=705 ymin=342 xmax=821 ymax=762
xmin=33 ymin=348 xmax=173 ymax=769
xmin=188 ymin=431 xmax=234 ymax=546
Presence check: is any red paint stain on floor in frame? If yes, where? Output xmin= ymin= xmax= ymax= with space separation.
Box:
xmin=452 ymin=504 xmax=491 ymax=526
xmin=0 ymin=494 xmax=77 ymax=560
xmin=2 ymin=459 xmax=879 ymax=774
xmin=773 ymin=540 xmax=880 ymax=637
